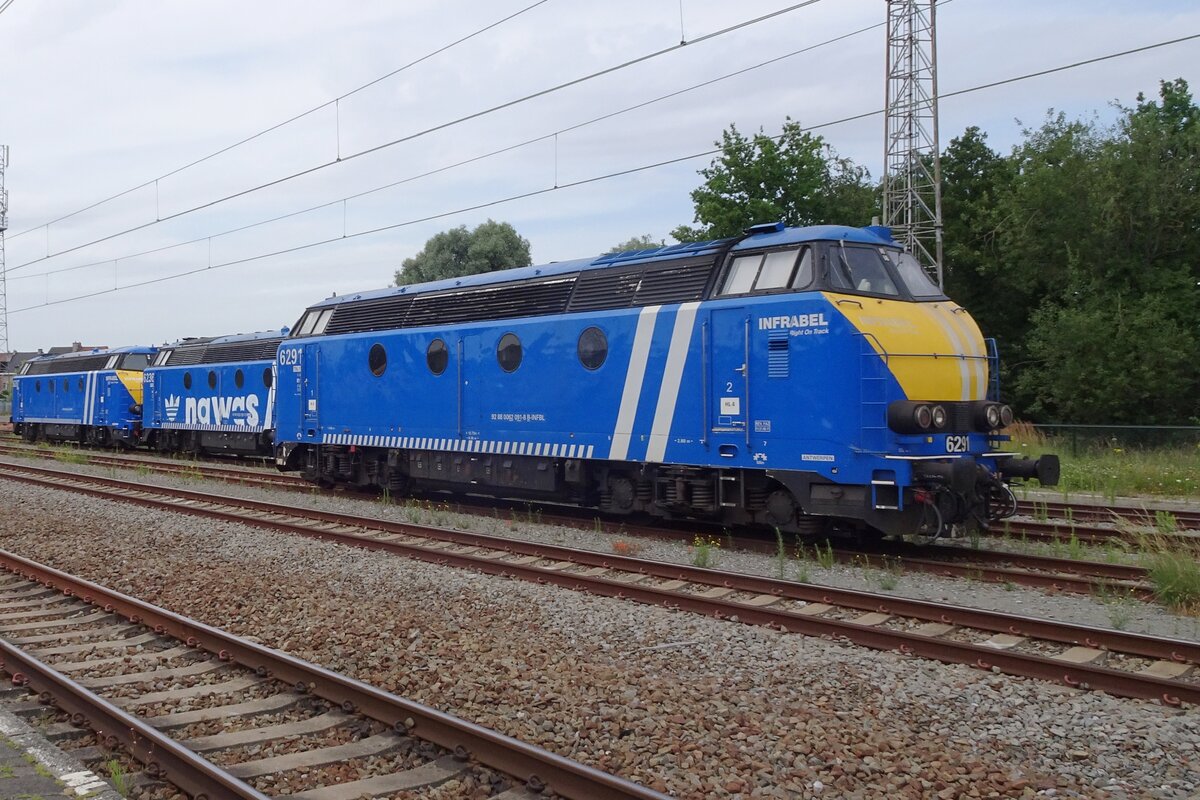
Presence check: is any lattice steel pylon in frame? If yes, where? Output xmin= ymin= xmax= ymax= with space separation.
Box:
xmin=0 ymin=144 xmax=9 ymax=352
xmin=883 ymin=0 xmax=944 ymax=288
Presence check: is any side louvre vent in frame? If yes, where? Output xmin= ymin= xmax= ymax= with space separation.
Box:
xmin=567 ymin=268 xmax=642 ymax=312
xmin=200 ymin=337 xmax=284 ymax=364
xmin=633 ymin=259 xmax=715 ymax=305
xmin=25 ymin=355 xmax=111 ymax=375
xmin=326 ymin=296 xmax=414 ymax=336
xmin=404 ymin=278 xmax=575 ymax=328
xmin=165 ymin=347 xmax=207 ymax=367
xmin=767 ymin=331 xmax=789 ymax=378
xmin=302 ymin=254 xmax=720 ymax=338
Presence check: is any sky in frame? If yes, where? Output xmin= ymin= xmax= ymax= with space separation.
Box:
xmin=0 ymin=0 xmax=1196 ymax=351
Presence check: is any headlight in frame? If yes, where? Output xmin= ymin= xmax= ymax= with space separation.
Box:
xmin=985 ymin=405 xmax=1001 ymax=429
xmin=999 ymin=405 xmax=1014 ymax=428
xmin=914 ymin=405 xmax=933 ymax=430
xmin=931 ymin=405 xmax=947 ymax=429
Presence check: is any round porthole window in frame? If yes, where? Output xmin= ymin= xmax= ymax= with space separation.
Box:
xmin=183 ymin=372 xmax=192 ymax=390
xmin=208 ymin=371 xmax=217 ymax=389
xmin=577 ymin=326 xmax=608 ymax=370
xmin=369 ymin=343 xmax=387 ymax=377
xmin=497 ymin=333 xmax=522 ymax=373
xmin=263 ymin=368 xmax=273 ymax=388
xmin=426 ymin=339 xmax=448 ymax=376
xmin=235 ymin=369 xmax=245 ymax=389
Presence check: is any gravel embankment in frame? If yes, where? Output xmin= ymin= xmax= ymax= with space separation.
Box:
xmin=1 ymin=480 xmax=1198 ymax=799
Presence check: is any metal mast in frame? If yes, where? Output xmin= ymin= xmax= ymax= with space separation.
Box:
xmin=883 ymin=0 xmax=943 ymax=287
xmin=0 ymin=145 xmax=9 ymax=352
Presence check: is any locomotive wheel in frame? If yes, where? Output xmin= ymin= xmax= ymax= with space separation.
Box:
xmin=763 ymin=488 xmax=798 ymax=527
xmin=607 ymin=476 xmax=636 ymax=513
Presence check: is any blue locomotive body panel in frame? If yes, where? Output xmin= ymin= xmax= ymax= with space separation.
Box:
xmin=12 ymin=346 xmax=157 ymax=444
xmin=270 ymin=223 xmax=1051 ymax=537
xmin=141 ymin=330 xmax=284 ymax=455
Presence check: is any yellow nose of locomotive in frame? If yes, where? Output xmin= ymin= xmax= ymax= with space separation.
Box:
xmin=825 ymin=293 xmax=989 ymax=402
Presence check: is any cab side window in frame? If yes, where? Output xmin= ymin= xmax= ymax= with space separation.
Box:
xmin=718 ymin=247 xmax=809 ymax=296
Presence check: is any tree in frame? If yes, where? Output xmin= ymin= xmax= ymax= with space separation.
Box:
xmin=671 ymin=118 xmax=876 ymax=242
xmin=607 ymin=234 xmax=664 ymax=253
xmin=394 ymin=219 xmax=531 ymax=286
xmin=946 ymin=79 xmax=1200 ymax=423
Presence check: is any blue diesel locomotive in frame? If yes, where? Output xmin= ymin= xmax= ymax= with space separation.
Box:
xmin=272 ymin=223 xmax=1058 ymax=539
xmin=12 ymin=346 xmax=157 ymax=447
xmin=142 ymin=330 xmax=284 ymax=456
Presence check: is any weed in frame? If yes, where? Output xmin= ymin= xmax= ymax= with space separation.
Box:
xmin=1002 ymin=581 xmax=1017 ymax=591
xmin=1146 ymin=550 xmax=1200 ymax=612
xmin=611 ymin=540 xmax=643 ymax=557
xmin=106 ymin=758 xmax=129 ymax=796
xmin=967 ymin=526 xmax=982 ymax=550
xmin=813 ymin=539 xmax=835 ymax=570
xmin=1067 ymin=533 xmax=1085 ymax=561
xmin=794 ymin=561 xmax=811 ymax=583
xmin=593 ymin=517 xmax=603 ymax=534
xmin=689 ymin=535 xmax=721 ymax=568
xmin=1033 ymin=500 xmax=1049 ymax=522
xmin=1095 ymin=584 xmax=1139 ymax=630
xmin=866 ymin=557 xmax=903 ymax=590
xmin=773 ymin=527 xmax=787 ymax=579
xmin=0 ymin=764 xmax=14 ymax=778
xmin=379 ymin=487 xmax=392 ymax=505
xmin=52 ymin=450 xmax=88 ymax=465
xmin=1155 ymin=510 xmax=1179 ymax=534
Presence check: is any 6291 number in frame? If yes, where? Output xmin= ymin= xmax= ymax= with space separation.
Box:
xmin=945 ymin=434 xmax=970 ymax=453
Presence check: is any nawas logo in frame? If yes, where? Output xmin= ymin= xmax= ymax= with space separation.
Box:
xmin=759 ymin=313 xmax=829 ymax=330
xmin=183 ymin=395 xmax=261 ymax=427
xmin=165 ymin=394 xmax=182 ymax=422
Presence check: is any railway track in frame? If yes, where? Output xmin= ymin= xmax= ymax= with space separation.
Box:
xmin=1016 ymin=497 xmax=1200 ymax=531
xmin=0 ymin=441 xmax=306 ymax=490
xmin=0 ymin=443 xmax=1170 ymax=600
xmin=1 ymin=460 xmax=1196 ymax=707
xmin=0 ymin=548 xmax=667 ymax=800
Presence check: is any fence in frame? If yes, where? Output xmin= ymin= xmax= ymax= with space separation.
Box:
xmin=1029 ymin=424 xmax=1200 ymax=457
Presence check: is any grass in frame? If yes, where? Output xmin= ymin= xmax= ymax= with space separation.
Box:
xmin=773 ymin=527 xmax=787 ymax=579
xmin=105 ymin=759 xmax=128 ymax=796
xmin=1005 ymin=421 xmax=1200 ymax=499
xmin=1145 ymin=550 xmax=1200 ymax=613
xmin=1095 ymin=584 xmax=1139 ymax=630
xmin=0 ymin=764 xmax=14 ymax=778
xmin=51 ymin=449 xmax=88 ymax=465
xmin=689 ymin=535 xmax=721 ymax=568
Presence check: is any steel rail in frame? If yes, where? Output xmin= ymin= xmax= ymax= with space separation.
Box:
xmin=0 ymin=637 xmax=271 ymax=800
xmin=0 ymin=549 xmax=670 ymax=800
xmin=1 ymin=461 xmax=1196 ymax=707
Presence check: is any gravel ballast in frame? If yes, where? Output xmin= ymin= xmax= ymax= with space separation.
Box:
xmin=0 ymin=476 xmax=1197 ymax=798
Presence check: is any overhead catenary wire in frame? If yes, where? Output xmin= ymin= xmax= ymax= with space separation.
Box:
xmin=3 ymin=0 xmax=553 ymax=242
xmin=0 ymin=0 xmax=16 ymax=17
xmin=11 ymin=30 xmax=1198 ymax=315
xmin=4 ymin=0 xmax=827 ymax=275
xmin=12 ymin=11 xmax=891 ymax=285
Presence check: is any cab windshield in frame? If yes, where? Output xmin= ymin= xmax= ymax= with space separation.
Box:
xmin=829 ymin=244 xmax=946 ymax=300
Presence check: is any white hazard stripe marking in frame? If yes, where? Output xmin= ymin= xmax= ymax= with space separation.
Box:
xmin=645 ymin=302 xmax=701 ymax=463
xmin=608 ymin=305 xmax=661 ymax=460
xmin=316 ymin=434 xmax=595 ymax=459
xmin=932 ymin=306 xmax=971 ymax=401
xmin=160 ymin=423 xmax=265 ymax=433
xmin=945 ymin=306 xmax=987 ymax=401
